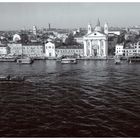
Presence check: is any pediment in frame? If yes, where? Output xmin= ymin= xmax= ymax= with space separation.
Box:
xmin=85 ymin=31 xmax=106 ymax=38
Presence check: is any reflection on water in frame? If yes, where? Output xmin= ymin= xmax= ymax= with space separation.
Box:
xmin=0 ymin=60 xmax=140 ymax=137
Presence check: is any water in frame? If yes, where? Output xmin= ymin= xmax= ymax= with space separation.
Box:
xmin=0 ymin=60 xmax=140 ymax=137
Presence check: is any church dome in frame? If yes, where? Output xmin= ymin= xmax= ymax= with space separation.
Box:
xmin=13 ymin=34 xmax=21 ymax=42
xmin=94 ymin=26 xmax=103 ymax=32
xmin=94 ymin=19 xmax=103 ymax=32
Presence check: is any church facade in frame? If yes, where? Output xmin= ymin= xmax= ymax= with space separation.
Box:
xmin=83 ymin=20 xmax=108 ymax=57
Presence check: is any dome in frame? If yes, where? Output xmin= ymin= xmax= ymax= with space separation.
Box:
xmin=13 ymin=34 xmax=21 ymax=42
xmin=94 ymin=26 xmax=103 ymax=32
xmin=94 ymin=19 xmax=103 ymax=32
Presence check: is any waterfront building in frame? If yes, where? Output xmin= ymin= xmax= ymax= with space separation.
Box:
xmin=22 ymin=43 xmax=44 ymax=58
xmin=8 ymin=42 xmax=44 ymax=57
xmin=0 ymin=44 xmax=9 ymax=55
xmin=8 ymin=43 xmax=22 ymax=55
xmin=115 ymin=44 xmax=124 ymax=56
xmin=45 ymin=39 xmax=56 ymax=58
xmin=115 ymin=41 xmax=140 ymax=57
xmin=55 ymin=45 xmax=84 ymax=58
xmin=123 ymin=43 xmax=137 ymax=57
xmin=83 ymin=20 xmax=108 ymax=58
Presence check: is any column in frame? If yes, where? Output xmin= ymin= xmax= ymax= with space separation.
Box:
xmin=102 ymin=40 xmax=105 ymax=56
xmin=84 ymin=40 xmax=87 ymax=56
xmin=103 ymin=40 xmax=108 ymax=56
xmin=98 ymin=40 xmax=101 ymax=56
xmin=90 ymin=39 xmax=92 ymax=56
xmin=104 ymin=40 xmax=108 ymax=56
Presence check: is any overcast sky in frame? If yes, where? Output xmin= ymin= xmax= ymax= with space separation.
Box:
xmin=0 ymin=2 xmax=140 ymax=30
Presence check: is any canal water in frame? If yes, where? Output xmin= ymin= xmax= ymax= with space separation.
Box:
xmin=0 ymin=60 xmax=140 ymax=137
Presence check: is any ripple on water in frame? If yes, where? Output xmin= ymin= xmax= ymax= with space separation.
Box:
xmin=0 ymin=61 xmax=140 ymax=137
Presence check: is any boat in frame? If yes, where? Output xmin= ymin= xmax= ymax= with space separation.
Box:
xmin=61 ymin=57 xmax=77 ymax=64
xmin=0 ymin=75 xmax=25 ymax=83
xmin=0 ymin=55 xmax=17 ymax=62
xmin=16 ymin=44 xmax=34 ymax=64
xmin=0 ymin=58 xmax=16 ymax=62
xmin=114 ymin=56 xmax=121 ymax=64
xmin=17 ymin=57 xmax=33 ymax=64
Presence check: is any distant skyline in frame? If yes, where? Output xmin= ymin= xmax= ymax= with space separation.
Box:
xmin=0 ymin=2 xmax=140 ymax=30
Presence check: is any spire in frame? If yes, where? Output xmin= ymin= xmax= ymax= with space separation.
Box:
xmin=88 ymin=23 xmax=92 ymax=34
xmin=94 ymin=19 xmax=102 ymax=32
xmin=97 ymin=18 xmax=100 ymax=26
xmin=104 ymin=21 xmax=108 ymax=35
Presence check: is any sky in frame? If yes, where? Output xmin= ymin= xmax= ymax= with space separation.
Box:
xmin=0 ymin=2 xmax=140 ymax=30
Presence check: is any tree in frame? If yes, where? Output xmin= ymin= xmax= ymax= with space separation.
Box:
xmin=20 ymin=33 xmax=29 ymax=44
xmin=65 ymin=33 xmax=76 ymax=45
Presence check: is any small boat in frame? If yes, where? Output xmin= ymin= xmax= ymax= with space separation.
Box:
xmin=0 ymin=75 xmax=25 ymax=83
xmin=61 ymin=57 xmax=77 ymax=64
xmin=17 ymin=57 xmax=33 ymax=64
xmin=114 ymin=56 xmax=121 ymax=64
xmin=0 ymin=58 xmax=16 ymax=62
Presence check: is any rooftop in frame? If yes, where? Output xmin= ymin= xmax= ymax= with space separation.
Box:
xmin=56 ymin=45 xmax=83 ymax=49
xmin=22 ymin=42 xmax=43 ymax=46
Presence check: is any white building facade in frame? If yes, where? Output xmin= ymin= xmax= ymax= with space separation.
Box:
xmin=115 ymin=44 xmax=124 ymax=56
xmin=83 ymin=21 xmax=108 ymax=58
xmin=22 ymin=44 xmax=44 ymax=57
xmin=56 ymin=47 xmax=84 ymax=58
xmin=8 ymin=43 xmax=22 ymax=55
xmin=115 ymin=42 xmax=140 ymax=57
xmin=0 ymin=44 xmax=9 ymax=55
xmin=8 ymin=43 xmax=44 ymax=57
xmin=45 ymin=41 xmax=56 ymax=58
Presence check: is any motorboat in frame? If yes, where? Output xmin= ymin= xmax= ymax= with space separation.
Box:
xmin=0 ymin=58 xmax=16 ymax=62
xmin=0 ymin=75 xmax=25 ymax=83
xmin=17 ymin=57 xmax=33 ymax=64
xmin=0 ymin=55 xmax=17 ymax=62
xmin=61 ymin=57 xmax=77 ymax=64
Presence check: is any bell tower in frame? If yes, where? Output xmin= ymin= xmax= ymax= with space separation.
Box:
xmin=104 ymin=22 xmax=108 ymax=35
xmin=88 ymin=23 xmax=92 ymax=34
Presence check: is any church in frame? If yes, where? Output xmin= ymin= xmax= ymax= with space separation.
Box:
xmin=83 ymin=19 xmax=108 ymax=58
